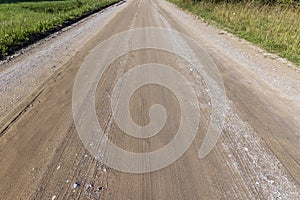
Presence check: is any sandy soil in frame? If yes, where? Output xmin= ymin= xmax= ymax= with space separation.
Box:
xmin=0 ymin=0 xmax=299 ymax=199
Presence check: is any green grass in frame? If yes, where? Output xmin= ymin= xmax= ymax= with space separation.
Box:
xmin=168 ymin=0 xmax=300 ymax=65
xmin=0 ymin=0 xmax=119 ymax=58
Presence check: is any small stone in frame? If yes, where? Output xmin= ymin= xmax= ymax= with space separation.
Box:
xmin=52 ymin=195 xmax=56 ymax=200
xmin=263 ymin=53 xmax=277 ymax=59
xmin=103 ymin=167 xmax=107 ymax=173
xmin=56 ymin=165 xmax=60 ymax=170
xmin=87 ymin=184 xmax=93 ymax=189
xmin=266 ymin=174 xmax=275 ymax=181
xmin=73 ymin=182 xmax=80 ymax=189
xmin=244 ymin=147 xmax=248 ymax=152
xmin=96 ymin=186 xmax=103 ymax=192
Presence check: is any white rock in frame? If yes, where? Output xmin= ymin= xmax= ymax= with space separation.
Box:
xmin=73 ymin=182 xmax=80 ymax=189
xmin=103 ymin=167 xmax=107 ymax=173
xmin=52 ymin=195 xmax=56 ymax=200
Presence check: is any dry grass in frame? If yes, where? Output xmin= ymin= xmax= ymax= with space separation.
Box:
xmin=169 ymin=0 xmax=300 ymax=65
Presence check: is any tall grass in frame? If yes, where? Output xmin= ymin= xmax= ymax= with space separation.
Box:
xmin=0 ymin=0 xmax=118 ymax=58
xmin=169 ymin=0 xmax=300 ymax=65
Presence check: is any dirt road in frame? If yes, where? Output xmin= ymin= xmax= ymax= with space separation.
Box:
xmin=0 ymin=0 xmax=299 ymax=199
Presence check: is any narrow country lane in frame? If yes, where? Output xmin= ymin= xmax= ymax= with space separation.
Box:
xmin=0 ymin=0 xmax=299 ymax=199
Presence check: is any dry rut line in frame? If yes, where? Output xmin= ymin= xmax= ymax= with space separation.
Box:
xmin=0 ymin=66 xmax=64 ymax=136
xmin=33 ymin=124 xmax=76 ymax=199
xmin=0 ymin=89 xmax=44 ymax=137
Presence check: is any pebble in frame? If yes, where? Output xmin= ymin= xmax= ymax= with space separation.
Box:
xmin=263 ymin=53 xmax=277 ymax=59
xmin=52 ymin=195 xmax=56 ymax=200
xmin=73 ymin=182 xmax=80 ymax=189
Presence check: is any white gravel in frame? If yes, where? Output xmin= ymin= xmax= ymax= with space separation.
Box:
xmin=222 ymin=100 xmax=299 ymax=199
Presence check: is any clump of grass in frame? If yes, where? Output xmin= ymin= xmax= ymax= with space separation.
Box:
xmin=169 ymin=0 xmax=300 ymax=65
xmin=0 ymin=0 xmax=119 ymax=59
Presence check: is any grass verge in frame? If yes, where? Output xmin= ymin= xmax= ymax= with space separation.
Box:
xmin=0 ymin=0 xmax=120 ymax=59
xmin=168 ymin=0 xmax=300 ymax=65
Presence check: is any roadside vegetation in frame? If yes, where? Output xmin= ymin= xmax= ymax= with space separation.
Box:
xmin=168 ymin=0 xmax=300 ymax=65
xmin=0 ymin=0 xmax=119 ymax=59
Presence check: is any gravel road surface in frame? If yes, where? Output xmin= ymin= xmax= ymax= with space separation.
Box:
xmin=0 ymin=0 xmax=299 ymax=199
